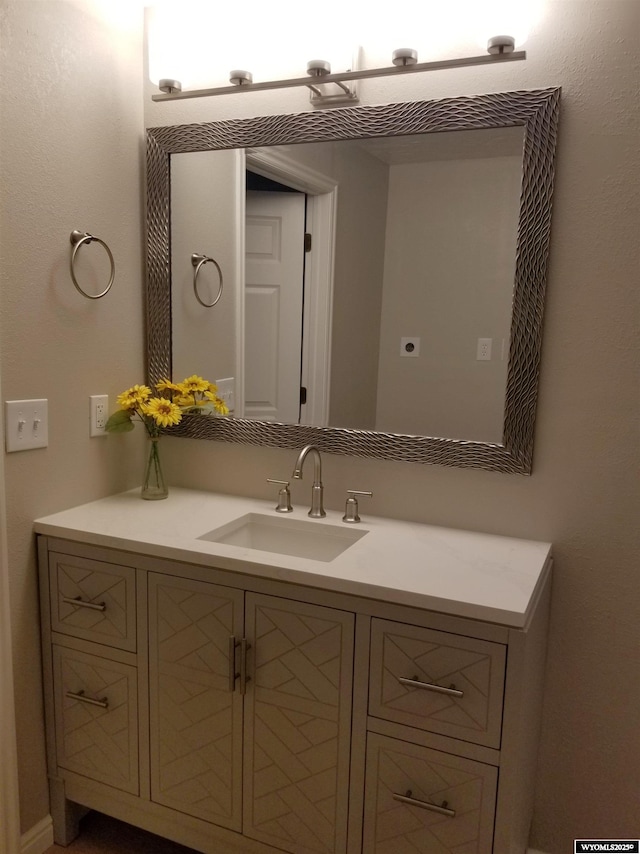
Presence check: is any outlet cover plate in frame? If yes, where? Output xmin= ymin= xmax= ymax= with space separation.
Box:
xmin=400 ymin=337 xmax=420 ymax=357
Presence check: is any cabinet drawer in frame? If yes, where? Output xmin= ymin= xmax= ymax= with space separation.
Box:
xmin=52 ymin=646 xmax=138 ymax=795
xmin=369 ymin=619 xmax=505 ymax=748
xmin=363 ymin=733 xmax=497 ymax=854
xmin=49 ymin=552 xmax=136 ymax=651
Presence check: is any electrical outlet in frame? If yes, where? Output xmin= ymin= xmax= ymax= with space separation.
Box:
xmin=477 ymin=338 xmax=492 ymax=361
xmin=400 ymin=337 xmax=420 ymax=357
xmin=90 ymin=394 xmax=109 ymax=437
xmin=5 ymin=399 xmax=48 ymax=452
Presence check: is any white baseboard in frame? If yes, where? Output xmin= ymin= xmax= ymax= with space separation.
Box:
xmin=21 ymin=816 xmax=53 ymax=854
xmin=528 ymin=849 xmax=550 ymax=854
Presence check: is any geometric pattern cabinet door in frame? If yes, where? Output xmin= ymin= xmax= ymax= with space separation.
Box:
xmin=369 ymin=619 xmax=506 ymax=749
xmin=148 ymin=573 xmax=244 ymax=831
xmin=363 ymin=733 xmax=498 ymax=854
xmin=243 ymin=593 xmax=355 ymax=854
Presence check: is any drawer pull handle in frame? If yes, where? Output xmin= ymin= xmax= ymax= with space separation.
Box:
xmin=62 ymin=596 xmax=106 ymax=612
xmin=392 ymin=790 xmax=456 ymax=818
xmin=66 ymin=689 xmax=109 ymax=709
xmin=240 ymin=638 xmax=251 ymax=695
xmin=398 ymin=675 xmax=464 ymax=698
xmin=228 ymin=635 xmax=240 ymax=692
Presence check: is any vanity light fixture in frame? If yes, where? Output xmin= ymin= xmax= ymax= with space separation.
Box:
xmin=152 ymin=37 xmax=524 ymax=107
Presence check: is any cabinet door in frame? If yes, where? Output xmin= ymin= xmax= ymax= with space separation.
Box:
xmin=148 ymin=573 xmax=244 ymax=831
xmin=244 ymin=593 xmax=354 ymax=854
xmin=363 ymin=733 xmax=497 ymax=854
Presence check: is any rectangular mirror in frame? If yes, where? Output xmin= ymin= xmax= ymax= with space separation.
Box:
xmin=147 ymin=88 xmax=560 ymax=473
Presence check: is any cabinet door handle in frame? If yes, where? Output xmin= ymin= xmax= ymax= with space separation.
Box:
xmin=239 ymin=638 xmax=251 ymax=695
xmin=392 ymin=790 xmax=456 ymax=818
xmin=61 ymin=595 xmax=106 ymax=612
xmin=398 ymin=675 xmax=464 ymax=698
xmin=228 ymin=635 xmax=240 ymax=692
xmin=66 ymin=689 xmax=109 ymax=709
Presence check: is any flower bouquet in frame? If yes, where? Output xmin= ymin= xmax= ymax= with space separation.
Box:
xmin=106 ymin=375 xmax=229 ymax=500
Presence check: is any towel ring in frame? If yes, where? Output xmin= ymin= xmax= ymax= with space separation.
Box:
xmin=191 ymin=253 xmax=223 ymax=308
xmin=69 ymin=230 xmax=115 ymax=299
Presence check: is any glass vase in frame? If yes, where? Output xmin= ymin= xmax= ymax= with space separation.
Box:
xmin=141 ymin=437 xmax=168 ymax=500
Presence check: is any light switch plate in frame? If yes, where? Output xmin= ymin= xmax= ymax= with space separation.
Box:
xmin=6 ymin=399 xmax=48 ymax=452
xmin=216 ymin=377 xmax=235 ymax=413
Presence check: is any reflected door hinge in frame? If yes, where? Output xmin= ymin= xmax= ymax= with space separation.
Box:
xmin=300 ymin=387 xmax=307 ymax=405
xmin=304 ymin=233 xmax=312 ymax=252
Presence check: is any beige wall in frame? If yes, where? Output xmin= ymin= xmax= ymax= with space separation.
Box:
xmin=375 ymin=153 xmax=521 ymax=440
xmin=171 ymin=149 xmax=240 ymax=386
xmin=0 ymin=1 xmax=637 ymax=850
xmin=147 ymin=1 xmax=640 ymax=849
xmin=0 ymin=0 xmax=146 ymax=833
xmin=328 ymin=144 xmax=388 ymax=428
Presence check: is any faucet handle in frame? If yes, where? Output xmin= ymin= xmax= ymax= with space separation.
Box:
xmin=267 ymin=479 xmax=293 ymax=513
xmin=343 ymin=489 xmax=373 ymax=523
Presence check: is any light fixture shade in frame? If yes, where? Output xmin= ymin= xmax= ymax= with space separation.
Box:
xmin=469 ymin=0 xmax=544 ymax=49
xmin=147 ymin=0 xmax=357 ymax=90
xmin=357 ymin=0 xmax=542 ymax=66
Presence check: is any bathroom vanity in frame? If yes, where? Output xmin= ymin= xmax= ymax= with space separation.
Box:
xmin=35 ymin=488 xmax=552 ymax=854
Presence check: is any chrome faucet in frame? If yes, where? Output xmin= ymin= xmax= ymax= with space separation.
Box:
xmin=291 ymin=445 xmax=326 ymax=518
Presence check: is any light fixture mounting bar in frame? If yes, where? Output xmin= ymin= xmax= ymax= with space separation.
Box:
xmin=152 ymin=50 xmax=526 ymax=102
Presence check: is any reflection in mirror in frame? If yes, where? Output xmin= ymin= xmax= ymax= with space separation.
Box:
xmin=171 ymin=126 xmax=524 ymax=443
xmin=147 ymin=90 xmax=560 ymax=473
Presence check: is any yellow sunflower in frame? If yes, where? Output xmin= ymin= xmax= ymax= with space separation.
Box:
xmin=179 ymin=375 xmax=210 ymax=394
xmin=174 ymin=394 xmax=204 ymax=408
xmin=213 ymin=397 xmax=230 ymax=416
xmin=117 ymin=385 xmax=151 ymax=410
xmin=203 ymin=390 xmax=229 ymax=415
xmin=143 ymin=397 xmax=183 ymax=428
xmin=156 ymin=378 xmax=182 ymax=394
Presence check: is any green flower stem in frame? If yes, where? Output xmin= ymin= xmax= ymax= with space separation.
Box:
xmin=142 ymin=437 xmax=168 ymax=500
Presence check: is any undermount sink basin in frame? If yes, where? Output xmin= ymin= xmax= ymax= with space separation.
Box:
xmin=198 ymin=513 xmax=368 ymax=562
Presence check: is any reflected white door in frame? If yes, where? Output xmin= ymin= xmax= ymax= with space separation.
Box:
xmin=245 ymin=191 xmax=305 ymax=422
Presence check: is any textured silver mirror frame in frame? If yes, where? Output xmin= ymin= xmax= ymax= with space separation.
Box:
xmin=146 ymin=88 xmax=560 ymax=474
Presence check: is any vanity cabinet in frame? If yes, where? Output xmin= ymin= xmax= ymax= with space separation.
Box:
xmin=36 ymin=500 xmax=551 ymax=854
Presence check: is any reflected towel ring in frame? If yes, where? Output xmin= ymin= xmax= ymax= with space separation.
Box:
xmin=69 ymin=230 xmax=115 ymax=299
xmin=191 ymin=253 xmax=224 ymax=307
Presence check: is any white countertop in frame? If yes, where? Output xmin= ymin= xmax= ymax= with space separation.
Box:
xmin=34 ymin=488 xmax=552 ymax=628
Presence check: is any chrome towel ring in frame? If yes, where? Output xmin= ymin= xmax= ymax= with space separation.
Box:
xmin=191 ymin=253 xmax=223 ymax=307
xmin=69 ymin=230 xmax=115 ymax=299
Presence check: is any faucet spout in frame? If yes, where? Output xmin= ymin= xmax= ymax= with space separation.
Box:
xmin=291 ymin=445 xmax=326 ymax=518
